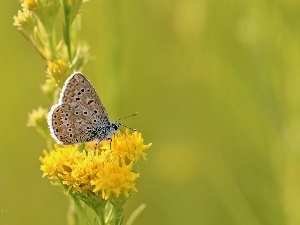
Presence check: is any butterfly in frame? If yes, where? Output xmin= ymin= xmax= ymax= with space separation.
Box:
xmin=47 ymin=72 xmax=121 ymax=145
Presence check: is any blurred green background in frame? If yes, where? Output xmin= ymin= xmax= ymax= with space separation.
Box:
xmin=2 ymin=0 xmax=300 ymax=224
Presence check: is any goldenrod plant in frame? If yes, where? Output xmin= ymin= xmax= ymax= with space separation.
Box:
xmin=14 ymin=1 xmax=151 ymax=224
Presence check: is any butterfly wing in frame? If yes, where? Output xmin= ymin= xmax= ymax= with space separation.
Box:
xmin=59 ymin=72 xmax=110 ymax=123
xmin=48 ymin=103 xmax=107 ymax=145
xmin=47 ymin=72 xmax=111 ymax=145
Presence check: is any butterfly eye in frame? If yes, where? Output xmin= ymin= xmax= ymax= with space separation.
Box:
xmin=113 ymin=124 xmax=118 ymax=130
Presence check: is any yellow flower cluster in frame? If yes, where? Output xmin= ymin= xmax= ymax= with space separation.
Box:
xmin=13 ymin=8 xmax=35 ymax=33
xmin=40 ymin=130 xmax=152 ymax=200
xmin=27 ymin=107 xmax=48 ymax=128
xmin=46 ymin=59 xmax=69 ymax=83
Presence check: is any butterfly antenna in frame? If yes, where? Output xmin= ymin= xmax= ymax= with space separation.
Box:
xmin=117 ymin=112 xmax=139 ymax=132
xmin=119 ymin=122 xmax=138 ymax=132
xmin=117 ymin=112 xmax=139 ymax=121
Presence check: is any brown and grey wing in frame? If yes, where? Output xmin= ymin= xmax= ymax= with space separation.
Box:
xmin=58 ymin=72 xmax=110 ymax=121
xmin=47 ymin=103 xmax=106 ymax=145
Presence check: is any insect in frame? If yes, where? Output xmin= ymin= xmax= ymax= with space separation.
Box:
xmin=47 ymin=72 xmax=136 ymax=145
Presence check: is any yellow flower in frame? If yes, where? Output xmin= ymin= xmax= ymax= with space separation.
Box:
xmin=91 ymin=159 xmax=140 ymax=200
xmin=27 ymin=107 xmax=49 ymax=138
xmin=13 ymin=9 xmax=36 ymax=33
xmin=21 ymin=0 xmax=61 ymax=30
xmin=27 ymin=107 xmax=47 ymax=127
xmin=46 ymin=59 xmax=69 ymax=83
xmin=40 ymin=145 xmax=82 ymax=179
xmin=88 ymin=130 xmax=152 ymax=162
xmin=22 ymin=0 xmax=38 ymax=10
xmin=40 ymin=130 xmax=152 ymax=201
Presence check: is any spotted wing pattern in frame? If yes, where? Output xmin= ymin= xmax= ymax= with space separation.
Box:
xmin=47 ymin=72 xmax=112 ymax=145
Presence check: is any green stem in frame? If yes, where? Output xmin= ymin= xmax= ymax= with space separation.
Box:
xmin=95 ymin=206 xmax=105 ymax=225
xmin=105 ymin=206 xmax=114 ymax=223
xmin=70 ymin=194 xmax=93 ymax=225
xmin=115 ymin=205 xmax=124 ymax=225
xmin=62 ymin=0 xmax=72 ymax=61
xmin=48 ymin=26 xmax=56 ymax=59
xmin=19 ymin=31 xmax=48 ymax=60
xmin=125 ymin=203 xmax=146 ymax=225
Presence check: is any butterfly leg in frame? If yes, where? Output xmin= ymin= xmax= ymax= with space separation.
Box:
xmin=93 ymin=138 xmax=100 ymax=150
xmin=90 ymin=139 xmax=100 ymax=161
xmin=107 ymin=137 xmax=112 ymax=150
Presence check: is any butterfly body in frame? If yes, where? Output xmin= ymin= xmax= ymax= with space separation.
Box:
xmin=47 ymin=72 xmax=119 ymax=145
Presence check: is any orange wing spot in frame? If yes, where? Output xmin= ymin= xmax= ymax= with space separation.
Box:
xmin=53 ymin=117 xmax=63 ymax=126
xmin=56 ymin=127 xmax=63 ymax=133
